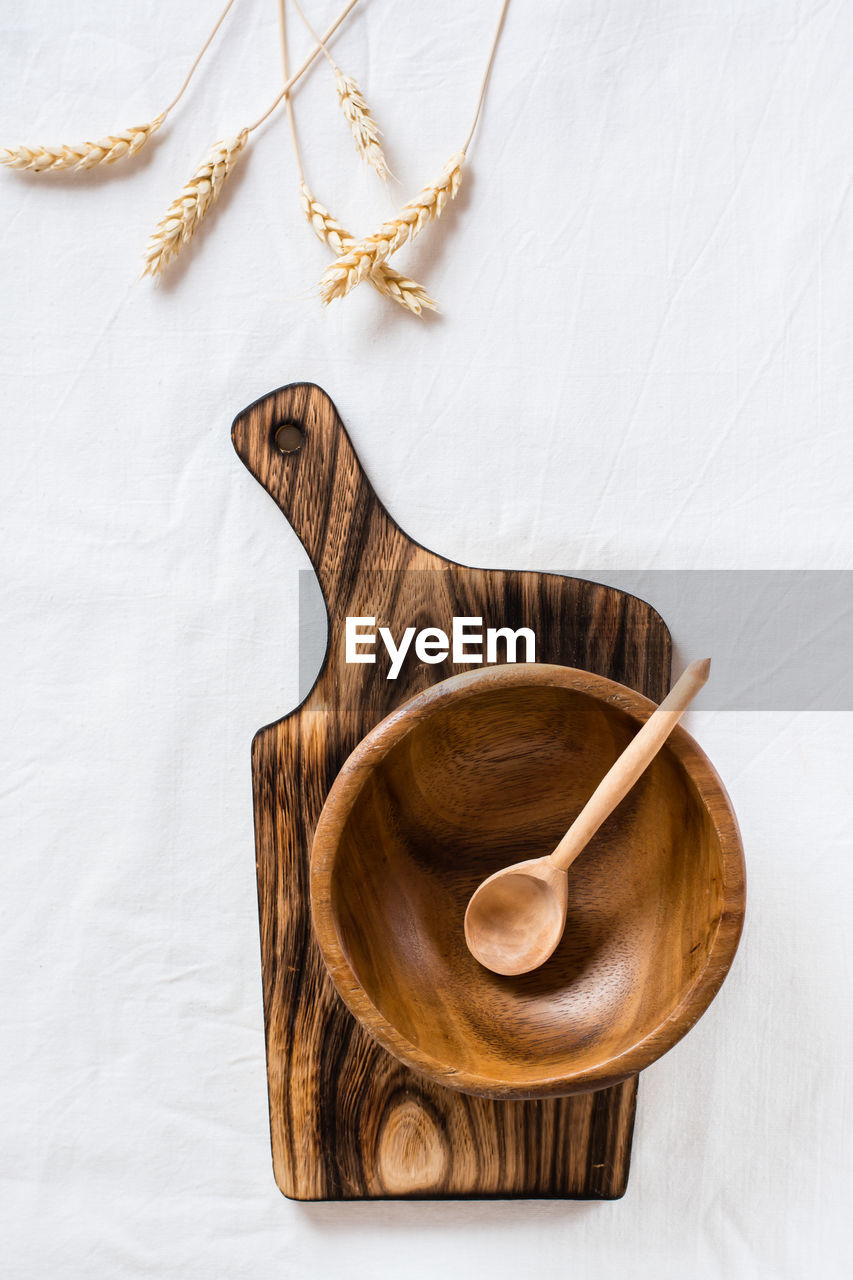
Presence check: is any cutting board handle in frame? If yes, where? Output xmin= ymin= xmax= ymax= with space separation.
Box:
xmin=232 ymin=383 xmax=426 ymax=606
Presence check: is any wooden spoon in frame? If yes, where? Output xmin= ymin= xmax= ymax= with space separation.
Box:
xmin=464 ymin=658 xmax=712 ymax=976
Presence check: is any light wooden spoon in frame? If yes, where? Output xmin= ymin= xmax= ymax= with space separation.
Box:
xmin=464 ymin=658 xmax=711 ymax=976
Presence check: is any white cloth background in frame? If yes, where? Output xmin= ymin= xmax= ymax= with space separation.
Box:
xmin=1 ymin=1 xmax=851 ymax=1275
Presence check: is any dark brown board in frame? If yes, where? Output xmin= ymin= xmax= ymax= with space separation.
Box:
xmin=232 ymin=382 xmax=672 ymax=1200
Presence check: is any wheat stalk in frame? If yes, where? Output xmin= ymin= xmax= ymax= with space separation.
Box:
xmin=139 ymin=0 xmax=360 ymax=280
xmin=0 ymin=0 xmax=239 ymax=176
xmin=249 ymin=0 xmax=360 ymax=133
xmin=281 ymin=0 xmax=431 ymax=313
xmin=333 ymin=71 xmax=390 ymax=180
xmin=142 ymin=131 xmax=247 ymax=277
xmin=300 ymin=184 xmax=435 ymax=315
xmin=0 ymin=113 xmax=166 ymax=173
xmin=318 ymin=152 xmax=465 ymax=305
xmin=316 ymin=0 xmax=508 ymax=310
xmin=291 ymin=0 xmax=389 ymax=180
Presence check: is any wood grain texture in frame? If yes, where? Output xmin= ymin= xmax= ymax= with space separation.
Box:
xmin=312 ymin=663 xmax=746 ymax=1099
xmin=232 ymin=382 xmax=673 ymax=1200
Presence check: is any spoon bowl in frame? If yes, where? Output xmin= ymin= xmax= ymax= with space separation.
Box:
xmin=464 ymin=858 xmax=568 ymax=975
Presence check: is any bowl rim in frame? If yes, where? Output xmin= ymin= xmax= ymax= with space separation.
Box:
xmin=311 ymin=663 xmax=746 ymax=1100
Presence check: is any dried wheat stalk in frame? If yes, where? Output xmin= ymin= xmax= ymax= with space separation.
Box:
xmin=316 ymin=0 xmax=508 ymax=311
xmin=142 ymin=131 xmax=247 ymax=277
xmin=0 ymin=113 xmax=166 ymax=173
xmin=281 ymin=0 xmax=430 ymax=313
xmin=291 ymin=0 xmax=389 ymax=180
xmin=138 ymin=1 xmax=359 ymax=280
xmin=318 ymin=152 xmax=465 ymax=305
xmin=300 ymin=183 xmax=435 ymax=315
xmin=0 ymin=0 xmax=239 ymax=176
xmin=333 ymin=71 xmax=390 ymax=180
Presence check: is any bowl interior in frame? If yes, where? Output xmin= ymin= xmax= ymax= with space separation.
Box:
xmin=324 ymin=679 xmax=734 ymax=1092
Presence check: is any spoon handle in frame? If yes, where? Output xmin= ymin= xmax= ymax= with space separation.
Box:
xmin=550 ymin=658 xmax=711 ymax=873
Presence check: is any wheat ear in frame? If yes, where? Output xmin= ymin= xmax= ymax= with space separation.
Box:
xmin=318 ymin=152 xmax=464 ymax=305
xmin=0 ymin=113 xmax=166 ymax=173
xmin=142 ymin=131 xmax=247 ymax=277
xmin=300 ymin=184 xmax=435 ymax=315
xmin=333 ymin=72 xmax=390 ymax=180
xmin=291 ymin=0 xmax=390 ymax=180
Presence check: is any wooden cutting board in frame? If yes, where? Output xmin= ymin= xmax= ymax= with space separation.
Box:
xmin=232 ymin=382 xmax=672 ymax=1201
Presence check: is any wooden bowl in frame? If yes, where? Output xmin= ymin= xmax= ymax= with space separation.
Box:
xmin=311 ymin=664 xmax=745 ymax=1100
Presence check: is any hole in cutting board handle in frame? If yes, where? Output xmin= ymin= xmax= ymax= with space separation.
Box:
xmin=275 ymin=422 xmax=304 ymax=454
